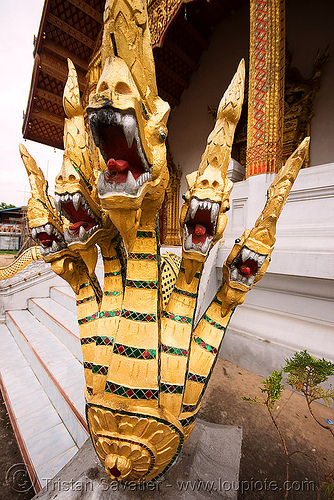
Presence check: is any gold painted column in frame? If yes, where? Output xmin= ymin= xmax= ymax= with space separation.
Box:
xmin=246 ymin=0 xmax=285 ymax=176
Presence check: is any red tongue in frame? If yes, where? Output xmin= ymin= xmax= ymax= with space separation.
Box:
xmin=107 ymin=158 xmax=130 ymax=172
xmin=69 ymin=221 xmax=89 ymax=231
xmin=239 ymin=265 xmax=251 ymax=277
xmin=195 ymin=224 xmax=206 ymax=236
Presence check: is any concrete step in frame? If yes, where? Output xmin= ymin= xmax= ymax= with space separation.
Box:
xmin=50 ymin=286 xmax=76 ymax=315
xmin=6 ymin=310 xmax=88 ymax=450
xmin=0 ymin=323 xmax=80 ymax=491
xmin=28 ymin=297 xmax=81 ymax=361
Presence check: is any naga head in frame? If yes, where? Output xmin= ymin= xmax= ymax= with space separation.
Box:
xmin=180 ymin=60 xmax=245 ymax=280
xmin=87 ymin=0 xmax=170 ymax=250
xmin=220 ymin=137 xmax=310 ymax=316
xmin=54 ymin=60 xmax=105 ymax=254
xmin=19 ymin=144 xmax=67 ymax=259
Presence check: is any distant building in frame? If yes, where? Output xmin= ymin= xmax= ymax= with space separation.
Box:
xmin=0 ymin=207 xmax=27 ymax=251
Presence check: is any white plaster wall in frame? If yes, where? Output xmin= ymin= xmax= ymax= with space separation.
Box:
xmin=168 ymin=3 xmax=249 ymax=202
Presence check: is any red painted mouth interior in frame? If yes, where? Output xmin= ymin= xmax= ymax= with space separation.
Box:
xmin=101 ymin=125 xmax=145 ymax=184
xmin=186 ymin=209 xmax=213 ymax=245
xmin=109 ymin=467 xmax=121 ymax=478
xmin=238 ymin=258 xmax=258 ymax=278
xmin=63 ymin=202 xmax=96 ymax=236
xmin=37 ymin=232 xmax=58 ymax=248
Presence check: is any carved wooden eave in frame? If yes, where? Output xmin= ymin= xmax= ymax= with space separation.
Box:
xmin=23 ymin=0 xmax=248 ymax=150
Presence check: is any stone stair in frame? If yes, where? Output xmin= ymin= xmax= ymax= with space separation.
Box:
xmin=0 ymin=284 xmax=88 ymax=493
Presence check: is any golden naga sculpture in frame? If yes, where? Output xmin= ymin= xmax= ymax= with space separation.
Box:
xmin=18 ymin=0 xmax=310 ymax=485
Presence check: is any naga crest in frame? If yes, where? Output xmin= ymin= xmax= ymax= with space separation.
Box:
xmin=20 ymin=0 xmax=309 ymax=487
xmin=87 ymin=0 xmax=170 ymax=251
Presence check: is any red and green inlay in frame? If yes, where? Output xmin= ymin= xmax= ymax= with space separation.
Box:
xmin=179 ymin=413 xmax=197 ymax=427
xmin=160 ymin=382 xmax=183 ymax=394
xmin=92 ymin=364 xmax=109 ymax=375
xmin=99 ymin=310 xmax=121 ymax=319
xmin=81 ymin=336 xmax=96 ymax=345
xmin=187 ymin=372 xmax=207 ymax=384
xmin=128 ymin=252 xmax=158 ymax=261
xmin=193 ymin=335 xmax=218 ymax=355
xmin=105 ymin=381 xmax=159 ymax=400
xmin=136 ymin=230 xmax=154 ymax=238
xmin=174 ymin=287 xmax=197 ymax=299
xmin=96 ymin=336 xmax=114 ymax=346
xmin=203 ymin=314 xmax=225 ymax=331
xmin=105 ymin=271 xmax=121 ymax=278
xmin=121 ymin=309 xmax=157 ymax=322
xmin=103 ymin=291 xmax=121 ymax=297
xmin=113 ymin=342 xmax=156 ymax=359
xmin=162 ymin=344 xmax=188 ymax=356
xmin=126 ymin=279 xmax=158 ymax=289
xmin=84 ymin=361 xmax=93 ymax=369
xmin=78 ymin=312 xmax=99 ymax=325
xmin=76 ymin=295 xmax=95 ymax=306
xmin=163 ymin=311 xmax=192 ymax=324
xmin=182 ymin=403 xmax=198 ymax=413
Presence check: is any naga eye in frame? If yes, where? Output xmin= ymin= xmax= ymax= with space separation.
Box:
xmin=182 ymin=193 xmax=186 ymax=201
xmin=159 ymin=130 xmax=167 ymax=142
xmin=235 ymin=238 xmax=241 ymax=243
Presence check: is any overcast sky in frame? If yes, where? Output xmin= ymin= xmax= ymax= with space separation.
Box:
xmin=0 ymin=0 xmax=63 ymax=207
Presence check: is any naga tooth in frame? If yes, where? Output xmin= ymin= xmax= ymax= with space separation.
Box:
xmin=125 ymin=170 xmax=137 ymax=194
xmin=31 ymin=228 xmax=37 ymax=239
xmin=201 ymin=237 xmax=210 ymax=254
xmin=257 ymin=254 xmax=266 ymax=267
xmin=184 ymin=234 xmax=192 ymax=250
xmin=51 ymin=240 xmax=59 ymax=252
xmin=230 ymin=268 xmax=239 ymax=281
xmin=45 ymin=224 xmax=52 ymax=236
xmin=79 ymin=226 xmax=87 ymax=241
xmin=122 ymin=114 xmax=136 ymax=149
xmin=210 ymin=203 xmax=219 ymax=224
xmin=54 ymin=194 xmax=61 ymax=212
xmin=73 ymin=193 xmax=81 ymax=211
xmin=189 ymin=198 xmax=199 ymax=219
xmin=241 ymin=247 xmax=251 ymax=261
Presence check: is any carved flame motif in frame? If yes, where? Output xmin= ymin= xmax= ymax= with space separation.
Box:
xmin=20 ymin=0 xmax=310 ymax=484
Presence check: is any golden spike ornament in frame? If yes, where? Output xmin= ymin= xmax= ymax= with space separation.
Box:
xmin=19 ymin=0 xmax=311 ymax=485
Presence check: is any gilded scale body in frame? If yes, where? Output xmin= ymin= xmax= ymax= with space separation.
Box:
xmin=7 ymin=0 xmax=310 ymax=484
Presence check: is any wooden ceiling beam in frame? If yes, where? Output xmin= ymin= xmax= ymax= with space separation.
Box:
xmin=43 ymin=39 xmax=89 ymax=71
xmin=30 ymin=106 xmax=64 ymax=128
xmin=180 ymin=18 xmax=209 ymax=50
xmin=155 ymin=59 xmax=188 ymax=90
xmin=39 ymin=52 xmax=86 ymax=88
xmin=163 ymin=39 xmax=198 ymax=71
xmin=65 ymin=0 xmax=102 ymax=23
xmin=35 ymin=88 xmax=64 ymax=107
xmin=48 ymin=13 xmax=96 ymax=50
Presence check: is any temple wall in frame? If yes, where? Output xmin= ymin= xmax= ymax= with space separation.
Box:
xmin=168 ymin=0 xmax=334 ymax=376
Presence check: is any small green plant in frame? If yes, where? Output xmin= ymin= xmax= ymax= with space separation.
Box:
xmin=243 ymin=350 xmax=334 ymax=499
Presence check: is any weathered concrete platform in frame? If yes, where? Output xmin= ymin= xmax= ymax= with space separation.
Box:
xmin=34 ymin=420 xmax=242 ymax=500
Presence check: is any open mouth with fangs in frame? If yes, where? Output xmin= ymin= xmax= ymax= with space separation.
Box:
xmin=31 ymin=224 xmax=67 ymax=257
xmin=229 ymin=246 xmax=267 ymax=286
xmin=87 ymin=107 xmax=151 ymax=197
xmin=183 ymin=197 xmax=220 ymax=255
xmin=53 ymin=192 xmax=101 ymax=244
